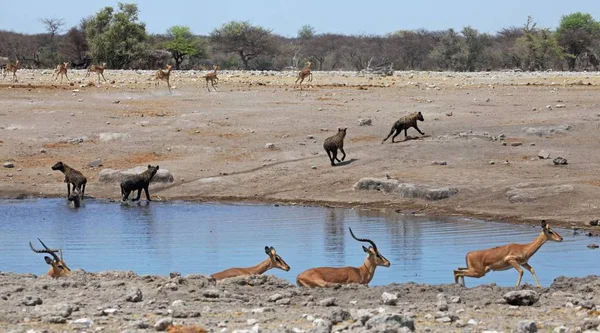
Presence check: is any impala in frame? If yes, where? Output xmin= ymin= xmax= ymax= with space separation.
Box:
xmin=296 ymin=228 xmax=390 ymax=287
xmin=154 ymin=64 xmax=173 ymax=93
xmin=3 ymin=59 xmax=19 ymax=82
xmin=211 ymin=246 xmax=290 ymax=280
xmin=85 ymin=62 xmax=107 ymax=83
xmin=53 ymin=62 xmax=70 ymax=83
xmin=294 ymin=61 xmax=312 ymax=90
xmin=454 ymin=220 xmax=563 ymax=287
xmin=203 ymin=64 xmax=219 ymax=92
xmin=29 ymin=238 xmax=71 ymax=278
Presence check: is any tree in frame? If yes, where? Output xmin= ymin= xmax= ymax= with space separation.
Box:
xmin=84 ymin=2 xmax=148 ymax=69
xmin=298 ymin=25 xmax=316 ymax=40
xmin=59 ymin=26 xmax=88 ymax=64
xmin=429 ymin=29 xmax=466 ymax=70
xmin=461 ymin=26 xmax=489 ymax=71
xmin=515 ymin=16 xmax=563 ymax=71
xmin=39 ymin=18 xmax=65 ymax=65
xmin=210 ymin=21 xmax=278 ymax=69
xmin=556 ymin=12 xmax=600 ymax=70
xmin=165 ymin=26 xmax=207 ymax=69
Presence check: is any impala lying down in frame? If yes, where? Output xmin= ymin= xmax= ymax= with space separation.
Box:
xmin=296 ymin=228 xmax=390 ymax=288
xmin=454 ymin=220 xmax=563 ymax=287
xmin=29 ymin=238 xmax=71 ymax=278
xmin=211 ymin=246 xmax=290 ymax=281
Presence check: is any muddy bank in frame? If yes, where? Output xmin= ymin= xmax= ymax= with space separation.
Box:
xmin=0 ymin=271 xmax=599 ymax=332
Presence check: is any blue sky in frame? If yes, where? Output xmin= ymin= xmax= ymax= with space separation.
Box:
xmin=1 ymin=0 xmax=598 ymax=36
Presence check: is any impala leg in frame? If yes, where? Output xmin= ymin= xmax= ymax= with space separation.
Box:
xmin=522 ymin=263 xmax=541 ymax=287
xmin=507 ymin=260 xmax=524 ymax=287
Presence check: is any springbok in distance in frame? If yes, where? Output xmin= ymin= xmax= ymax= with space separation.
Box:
xmin=296 ymin=228 xmax=390 ymax=287
xmin=3 ymin=59 xmax=20 ymax=82
xmin=203 ymin=64 xmax=219 ymax=92
xmin=154 ymin=64 xmax=173 ymax=93
xmin=211 ymin=246 xmax=290 ymax=281
xmin=294 ymin=61 xmax=312 ymax=90
xmin=454 ymin=220 xmax=563 ymax=287
xmin=84 ymin=62 xmax=107 ymax=83
xmin=29 ymin=238 xmax=71 ymax=278
xmin=53 ymin=62 xmax=70 ymax=83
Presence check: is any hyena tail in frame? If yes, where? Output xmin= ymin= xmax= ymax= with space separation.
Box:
xmin=382 ymin=125 xmax=396 ymax=143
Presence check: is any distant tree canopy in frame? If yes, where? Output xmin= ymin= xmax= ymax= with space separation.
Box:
xmin=556 ymin=12 xmax=600 ymax=70
xmin=210 ymin=21 xmax=278 ymax=69
xmin=0 ymin=7 xmax=598 ymax=72
xmin=83 ymin=2 xmax=148 ymax=69
xmin=165 ymin=25 xmax=207 ymax=69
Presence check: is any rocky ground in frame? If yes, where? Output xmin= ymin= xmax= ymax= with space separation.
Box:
xmin=0 ymin=271 xmax=599 ymax=332
xmin=2 ymin=69 xmax=600 ymax=332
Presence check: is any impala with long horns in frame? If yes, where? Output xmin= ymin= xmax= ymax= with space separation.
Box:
xmin=30 ymin=238 xmax=71 ymax=278
xmin=211 ymin=246 xmax=290 ymax=281
xmin=453 ymin=220 xmax=563 ymax=287
xmin=296 ymin=228 xmax=390 ymax=287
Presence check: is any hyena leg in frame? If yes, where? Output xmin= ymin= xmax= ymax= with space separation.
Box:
xmin=382 ymin=126 xmax=396 ymax=143
xmin=339 ymin=148 xmax=346 ymax=161
xmin=133 ymin=188 xmax=142 ymax=201
xmin=67 ymin=183 xmax=71 ymax=197
xmin=391 ymin=129 xmax=402 ymax=143
xmin=333 ymin=149 xmax=341 ymax=163
xmin=144 ymin=186 xmax=152 ymax=201
xmin=81 ymin=183 xmax=86 ymax=200
xmin=122 ymin=189 xmax=131 ymax=201
xmin=326 ymin=150 xmax=335 ymax=166
xmin=414 ymin=125 xmax=425 ymax=135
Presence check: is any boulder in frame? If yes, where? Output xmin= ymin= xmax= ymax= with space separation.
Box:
xmin=503 ymin=290 xmax=539 ymax=306
xmin=523 ymin=125 xmax=572 ymax=137
xmin=506 ymin=183 xmax=574 ymax=203
xmin=353 ymin=178 xmax=458 ymax=201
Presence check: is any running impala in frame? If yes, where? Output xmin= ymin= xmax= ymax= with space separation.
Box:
xmin=296 ymin=228 xmax=390 ymax=287
xmin=453 ymin=220 xmax=563 ymax=287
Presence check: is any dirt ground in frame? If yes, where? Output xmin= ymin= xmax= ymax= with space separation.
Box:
xmin=2 ymin=69 xmax=600 ymax=232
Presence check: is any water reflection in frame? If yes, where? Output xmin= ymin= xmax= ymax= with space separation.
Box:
xmin=0 ymin=199 xmax=595 ymax=287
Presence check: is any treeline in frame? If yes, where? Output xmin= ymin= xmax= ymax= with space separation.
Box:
xmin=1 ymin=3 xmax=599 ymax=72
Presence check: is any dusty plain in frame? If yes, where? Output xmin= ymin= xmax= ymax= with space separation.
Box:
xmin=1 ymin=69 xmax=600 ymax=332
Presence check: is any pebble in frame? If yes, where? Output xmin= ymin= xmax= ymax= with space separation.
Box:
xmin=516 ymin=320 xmax=537 ymax=333
xmin=446 ymin=112 xmax=453 ymax=116
xmin=265 ymin=143 xmax=276 ymax=149
xmin=381 ymin=292 xmax=398 ymax=305
xmin=3 ymin=162 xmax=14 ymax=168
xmin=553 ymin=157 xmax=568 ymax=165
xmin=431 ymin=161 xmax=447 ymax=165
xmin=357 ymin=118 xmax=372 ymax=126
xmin=318 ymin=297 xmax=336 ymax=307
xmin=589 ymin=220 xmax=599 ymax=226
xmin=510 ymin=142 xmax=523 ymax=146
xmin=69 ymin=318 xmax=93 ymax=329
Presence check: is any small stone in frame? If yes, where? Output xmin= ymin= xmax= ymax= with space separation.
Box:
xmin=538 ymin=150 xmax=550 ymax=159
xmin=532 ymin=107 xmax=537 ymax=111
xmin=556 ymin=104 xmax=566 ymax=108
xmin=69 ymin=318 xmax=93 ymax=329
xmin=450 ymin=296 xmax=461 ymax=304
xmin=510 ymin=142 xmax=523 ymax=146
xmin=516 ymin=320 xmax=537 ymax=333
xmin=437 ymin=301 xmax=449 ymax=312
xmin=3 ymin=162 xmax=14 ymax=168
xmin=247 ymin=319 xmax=257 ymax=326
xmin=267 ymin=293 xmax=284 ymax=302
xmin=502 ymin=142 xmax=507 ymax=146
xmin=553 ymin=157 xmax=568 ymax=165
xmin=318 ymin=297 xmax=336 ymax=307
xmin=589 ymin=219 xmax=599 ymax=226
xmin=381 ymin=292 xmax=398 ymax=305
xmin=307 ymin=135 xmax=314 ymax=139
xmin=203 ymin=289 xmax=220 ymax=298
xmin=311 ymin=165 xmax=317 ymax=169
xmin=489 ymin=161 xmax=495 ymax=165
xmin=436 ymin=316 xmax=452 ymax=323
xmin=530 ymin=143 xmax=535 ymax=146
xmin=265 ymin=143 xmax=275 ymax=149
xmin=446 ymin=112 xmax=453 ymax=116
xmin=546 ymin=105 xmax=552 ymax=110
xmin=125 ymin=288 xmax=143 ymax=302
xmin=468 ymin=319 xmax=477 ymax=325
xmin=276 ymin=298 xmax=291 ymax=305
xmin=587 ymin=243 xmax=599 ymax=249
xmin=154 ymin=317 xmax=173 ymax=331
xmin=102 ymin=308 xmax=118 ymax=315
xmin=89 ymin=159 xmax=103 ymax=168
xmin=40 ymin=148 xmax=47 ymax=153
xmin=113 ymin=100 xmax=121 ymax=104
xmin=503 ymin=290 xmax=539 ymax=306
xmin=432 ymin=161 xmax=447 ymax=165
xmin=553 ymin=326 xmax=568 ymax=333
xmin=357 ymin=118 xmax=372 ymax=126
xmin=486 ymin=97 xmax=491 ymax=102
xmin=22 ymin=296 xmax=42 ymax=306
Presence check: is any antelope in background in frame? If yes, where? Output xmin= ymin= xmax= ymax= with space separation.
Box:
xmin=53 ymin=62 xmax=70 ymax=83
xmin=29 ymin=238 xmax=71 ymax=278
xmin=3 ymin=59 xmax=20 ymax=82
xmin=203 ymin=64 xmax=218 ymax=92
xmin=154 ymin=64 xmax=173 ymax=93
xmin=294 ymin=61 xmax=312 ymax=90
xmin=453 ymin=220 xmax=563 ymax=287
xmin=211 ymin=246 xmax=290 ymax=281
xmin=296 ymin=228 xmax=390 ymax=287
xmin=85 ymin=62 xmax=107 ymax=83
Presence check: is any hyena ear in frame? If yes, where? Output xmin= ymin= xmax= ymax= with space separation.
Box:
xmin=156 ymin=165 xmax=159 ymax=170
xmin=147 ymin=165 xmax=151 ymax=169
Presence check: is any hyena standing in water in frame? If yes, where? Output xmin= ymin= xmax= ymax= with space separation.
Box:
xmin=381 ymin=111 xmax=425 ymax=143
xmin=51 ymin=161 xmax=87 ymax=200
xmin=120 ymin=165 xmax=160 ymax=201
xmin=323 ymin=127 xmax=347 ymax=166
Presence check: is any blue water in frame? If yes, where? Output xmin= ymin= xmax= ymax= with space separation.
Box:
xmin=0 ymin=199 xmax=595 ymax=287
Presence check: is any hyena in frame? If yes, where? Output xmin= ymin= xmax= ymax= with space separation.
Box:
xmin=381 ymin=111 xmax=425 ymax=143
xmin=323 ymin=127 xmax=347 ymax=166
xmin=51 ymin=161 xmax=87 ymax=199
xmin=120 ymin=165 xmax=160 ymax=201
